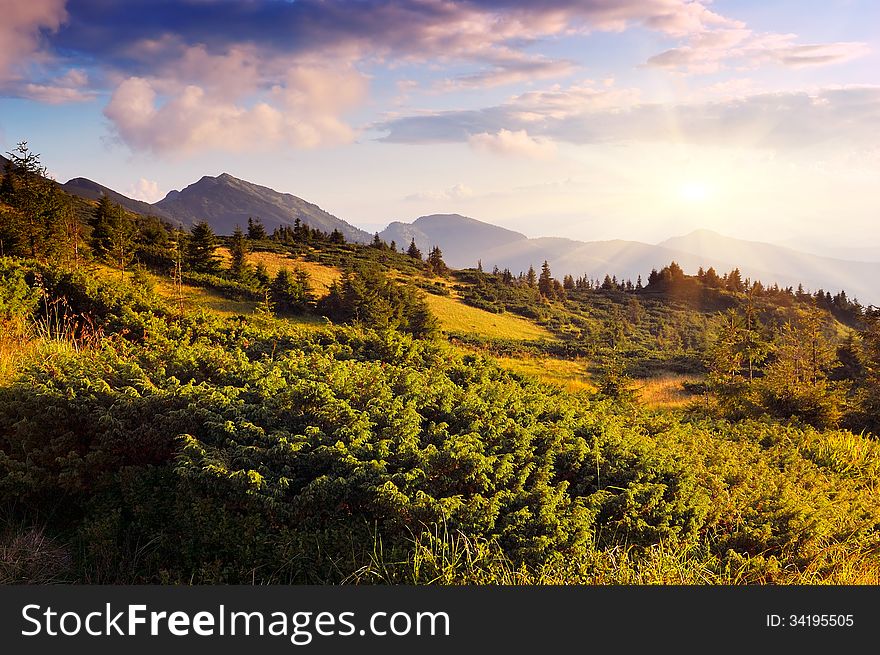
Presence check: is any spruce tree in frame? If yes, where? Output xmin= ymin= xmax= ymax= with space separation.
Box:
xmin=186 ymin=221 xmax=220 ymax=273
xmin=229 ymin=225 xmax=249 ymax=279
xmin=406 ymin=238 xmax=422 ymax=260
xmin=538 ymin=261 xmax=555 ymax=298
xmin=426 ymin=246 xmax=448 ymax=276
xmin=247 ymin=217 xmax=267 ymax=240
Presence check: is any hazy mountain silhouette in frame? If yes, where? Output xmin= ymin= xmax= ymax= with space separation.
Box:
xmin=383 ymin=214 xmax=880 ymax=304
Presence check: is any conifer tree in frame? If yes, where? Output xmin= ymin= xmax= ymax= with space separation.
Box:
xmin=407 ymin=238 xmax=422 ymax=260
xmin=270 ymin=267 xmax=314 ymax=314
xmin=229 ymin=225 xmax=249 ymax=279
xmin=247 ymin=217 xmax=267 ymax=240
xmin=186 ymin=221 xmax=220 ymax=273
xmin=525 ymin=265 xmax=537 ymax=288
xmin=538 ymin=261 xmax=555 ymax=298
xmin=427 ymin=246 xmax=448 ymax=276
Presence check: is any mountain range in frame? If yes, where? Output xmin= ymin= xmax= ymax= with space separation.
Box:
xmin=381 ymin=214 xmax=880 ymax=304
xmin=62 ymin=172 xmax=371 ymax=243
xmin=10 ymin=163 xmax=877 ymax=305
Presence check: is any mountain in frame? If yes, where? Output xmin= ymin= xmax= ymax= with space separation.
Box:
xmin=381 ymin=213 xmax=719 ymax=279
xmin=155 ymin=173 xmax=371 ymax=242
xmin=382 ymin=215 xmax=880 ymax=305
xmin=660 ymin=230 xmax=880 ymax=303
xmin=381 ymin=213 xmax=527 ymax=259
xmin=62 ymin=177 xmax=174 ymax=221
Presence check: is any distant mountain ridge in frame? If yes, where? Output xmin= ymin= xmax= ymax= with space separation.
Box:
xmin=19 ymin=161 xmax=878 ymax=305
xmin=383 ymin=214 xmax=880 ymax=305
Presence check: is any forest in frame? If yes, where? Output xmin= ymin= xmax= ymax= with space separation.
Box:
xmin=1 ymin=143 xmax=879 ymax=584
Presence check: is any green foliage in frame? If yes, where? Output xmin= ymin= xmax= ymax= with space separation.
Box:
xmin=228 ymin=225 xmax=250 ymax=279
xmin=185 ymin=221 xmax=220 ymax=273
xmin=0 ymin=257 xmax=41 ymax=319
xmin=318 ymin=266 xmax=439 ymax=338
xmin=0 ymin=259 xmax=878 ymax=584
xmin=269 ymin=267 xmax=313 ymax=315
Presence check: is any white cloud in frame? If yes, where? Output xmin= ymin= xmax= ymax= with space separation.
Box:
xmin=125 ymin=178 xmax=163 ymax=203
xmin=104 ymin=63 xmax=367 ymax=154
xmin=645 ymin=26 xmax=869 ymax=74
xmin=0 ymin=0 xmax=67 ymax=84
xmin=17 ymin=69 xmax=94 ymax=104
xmin=406 ymin=183 xmax=474 ymax=202
xmin=469 ymin=129 xmax=557 ymax=159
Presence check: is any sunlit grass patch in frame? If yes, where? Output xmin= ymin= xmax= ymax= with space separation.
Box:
xmin=424 ymin=293 xmax=552 ymax=340
xmin=636 ymin=374 xmax=704 ymax=410
xmin=494 ymin=354 xmax=596 ymax=394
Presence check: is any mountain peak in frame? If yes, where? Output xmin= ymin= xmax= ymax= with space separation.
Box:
xmin=154 ymin=173 xmax=370 ymax=242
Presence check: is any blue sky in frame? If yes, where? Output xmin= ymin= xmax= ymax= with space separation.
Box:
xmin=1 ymin=0 xmax=878 ymax=252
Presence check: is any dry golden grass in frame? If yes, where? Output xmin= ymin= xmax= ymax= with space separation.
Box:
xmin=0 ymin=319 xmax=30 ymax=384
xmin=216 ymin=248 xmax=342 ymax=294
xmin=424 ymin=294 xmax=553 ymax=340
xmin=636 ymin=374 xmax=704 ymax=410
xmin=494 ymin=354 xmax=596 ymax=393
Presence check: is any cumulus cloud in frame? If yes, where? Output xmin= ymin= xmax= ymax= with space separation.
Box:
xmin=406 ymin=183 xmax=474 ymax=202
xmin=469 ymin=129 xmax=557 ymax=159
xmin=0 ymin=0 xmax=67 ymax=83
xmin=104 ymin=63 xmax=366 ymax=153
xmin=125 ymin=178 xmax=163 ymax=203
xmin=7 ymin=0 xmax=874 ymax=155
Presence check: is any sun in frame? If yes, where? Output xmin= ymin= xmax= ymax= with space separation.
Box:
xmin=678 ymin=181 xmax=712 ymax=204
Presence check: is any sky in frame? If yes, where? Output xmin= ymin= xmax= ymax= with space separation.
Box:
xmin=1 ymin=0 xmax=879 ymax=253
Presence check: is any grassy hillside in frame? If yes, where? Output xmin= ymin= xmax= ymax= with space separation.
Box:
xmin=1 ymin=258 xmax=879 ymax=585
xmin=3 ymin=173 xmax=880 ymax=585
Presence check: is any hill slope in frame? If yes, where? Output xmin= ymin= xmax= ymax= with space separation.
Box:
xmin=62 ymin=177 xmax=174 ymax=221
xmin=156 ymin=173 xmax=371 ymax=242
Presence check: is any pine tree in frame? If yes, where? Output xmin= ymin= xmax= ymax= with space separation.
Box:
xmin=525 ymin=265 xmax=537 ymax=289
xmin=247 ymin=217 xmax=267 ymax=240
xmin=270 ymin=267 xmax=313 ymax=314
xmin=229 ymin=225 xmax=249 ymax=279
xmin=105 ymin=209 xmax=137 ymax=280
xmin=186 ymin=221 xmax=220 ymax=273
xmin=407 ymin=238 xmax=422 ymax=260
xmin=329 ymin=228 xmax=345 ymax=244
xmin=254 ymin=262 xmax=270 ymax=287
xmin=426 ymin=246 xmax=448 ymax=276
xmin=5 ymin=142 xmax=72 ymax=260
xmin=538 ymin=261 xmax=555 ymax=298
